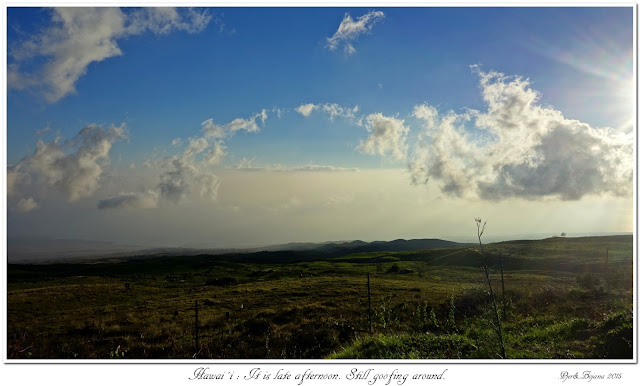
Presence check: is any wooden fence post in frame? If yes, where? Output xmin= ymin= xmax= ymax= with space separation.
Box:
xmin=500 ymin=253 xmax=506 ymax=322
xmin=606 ymin=248 xmax=610 ymax=307
xmin=195 ymin=300 xmax=199 ymax=356
xmin=367 ymin=273 xmax=372 ymax=333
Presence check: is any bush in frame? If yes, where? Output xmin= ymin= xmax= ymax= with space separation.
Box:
xmin=285 ymin=321 xmax=339 ymax=358
xmin=567 ymin=318 xmax=592 ymax=339
xmin=597 ymin=311 xmax=633 ymax=358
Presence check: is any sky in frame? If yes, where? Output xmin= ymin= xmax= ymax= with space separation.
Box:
xmin=3 ymin=6 xmax=635 ymax=249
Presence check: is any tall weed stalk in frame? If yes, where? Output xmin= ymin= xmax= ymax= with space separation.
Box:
xmin=475 ymin=217 xmax=507 ymax=358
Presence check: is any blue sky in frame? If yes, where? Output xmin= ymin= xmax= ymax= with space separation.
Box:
xmin=4 ymin=6 xmax=635 ymax=247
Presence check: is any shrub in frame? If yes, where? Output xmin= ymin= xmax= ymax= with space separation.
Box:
xmin=597 ymin=311 xmax=633 ymax=358
xmin=567 ymin=318 xmax=592 ymax=339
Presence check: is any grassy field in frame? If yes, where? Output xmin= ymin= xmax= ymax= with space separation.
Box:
xmin=7 ymin=235 xmax=633 ymax=359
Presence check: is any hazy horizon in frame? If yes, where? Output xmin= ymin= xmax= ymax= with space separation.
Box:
xmin=8 ymin=230 xmax=634 ymax=264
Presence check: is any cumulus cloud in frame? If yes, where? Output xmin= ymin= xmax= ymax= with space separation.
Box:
xmin=103 ymin=146 xmax=222 ymax=209
xmin=296 ymin=103 xmax=316 ymax=117
xmin=412 ymin=104 xmax=438 ymax=129
xmin=8 ymin=124 xmax=126 ymax=210
xmin=149 ymin=123 xmax=228 ymax=204
xmin=358 ymin=113 xmax=410 ymax=161
xmin=157 ymin=157 xmax=200 ymax=203
xmin=295 ymin=103 xmax=359 ymax=120
xmin=100 ymin=111 xmax=265 ymax=210
xmin=8 ymin=7 xmax=212 ymax=102
xmin=326 ymin=10 xmax=385 ymax=55
xmin=202 ymin=109 xmax=268 ymax=139
xmin=409 ymin=66 xmax=633 ymax=200
xmin=205 ymin=141 xmax=227 ymax=165
xmin=408 ymin=108 xmax=479 ymax=196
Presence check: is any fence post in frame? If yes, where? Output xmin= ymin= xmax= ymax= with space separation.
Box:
xmin=367 ymin=273 xmax=372 ymax=333
xmin=500 ymin=253 xmax=506 ymax=322
xmin=606 ymin=248 xmax=610 ymax=307
xmin=195 ymin=300 xmax=199 ymax=356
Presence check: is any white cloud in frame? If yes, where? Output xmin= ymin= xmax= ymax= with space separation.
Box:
xmin=202 ymin=109 xmax=268 ymax=139
xmin=358 ymin=113 xmax=410 ymax=161
xmin=412 ymin=104 xmax=438 ymax=129
xmin=155 ymin=143 xmax=222 ymax=205
xmin=226 ymin=109 xmax=267 ymax=133
xmin=296 ymin=103 xmax=316 ymax=117
xmin=295 ymin=102 xmax=358 ymax=120
xmin=326 ymin=10 xmax=385 ymax=55
xmin=272 ymin=108 xmax=284 ymax=118
xmin=200 ymin=119 xmax=226 ymax=139
xmin=100 ymin=111 xmax=266 ymax=210
xmin=205 ymin=141 xmax=227 ymax=165
xmin=409 ymin=108 xmax=479 ymax=196
xmin=184 ymin=137 xmax=209 ymax=157
xmin=409 ymin=66 xmax=633 ymax=200
xmin=8 ymin=124 xmax=126 ymax=211
xmin=8 ymin=7 xmax=212 ymax=102
xmin=153 ymin=154 xmax=222 ymax=205
xmin=157 ymin=157 xmax=199 ymax=203
xmin=322 ymin=103 xmax=359 ymax=120
xmin=125 ymin=7 xmax=212 ymax=35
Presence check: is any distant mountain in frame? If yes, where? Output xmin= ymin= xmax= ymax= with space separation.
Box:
xmin=190 ymin=238 xmax=468 ymax=256
xmin=7 ymin=237 xmax=470 ymax=264
xmin=312 ymin=238 xmax=469 ymax=254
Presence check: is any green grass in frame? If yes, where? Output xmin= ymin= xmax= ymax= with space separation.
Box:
xmin=329 ymin=333 xmax=479 ymax=359
xmin=7 ymin=235 xmax=633 ymax=359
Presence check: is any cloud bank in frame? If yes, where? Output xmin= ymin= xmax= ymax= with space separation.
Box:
xmin=409 ymin=66 xmax=633 ymax=200
xmin=232 ymin=159 xmax=360 ymax=173
xmin=8 ymin=7 xmax=212 ymax=102
xmin=326 ymin=10 xmax=385 ymax=55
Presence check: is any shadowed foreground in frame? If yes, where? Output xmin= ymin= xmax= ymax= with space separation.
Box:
xmin=8 ymin=235 xmax=633 ymax=359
